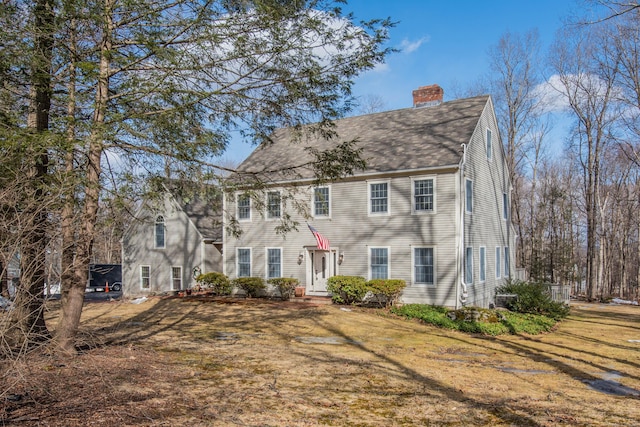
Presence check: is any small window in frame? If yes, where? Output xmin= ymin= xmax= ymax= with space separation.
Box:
xmin=370 ymin=247 xmax=389 ymax=279
xmin=503 ymin=193 xmax=508 ymax=220
xmin=313 ymin=187 xmax=330 ymax=217
xmin=465 ymin=179 xmax=473 ymax=214
xmin=267 ymin=248 xmax=282 ymax=279
xmin=486 ymin=128 xmax=493 ymax=161
xmin=237 ymin=194 xmax=251 ymax=221
xmin=479 ymin=246 xmax=486 ymax=283
xmin=369 ymin=182 xmax=388 ymax=214
xmin=237 ymin=248 xmax=251 ymax=277
xmin=155 ymin=215 xmax=165 ymax=248
xmin=504 ymin=247 xmax=510 ymax=277
xmin=172 ymin=266 xmax=182 ymax=290
xmin=414 ymin=179 xmax=434 ymax=212
xmin=266 ymin=191 xmax=281 ymax=219
xmin=140 ymin=265 xmax=150 ymax=289
xmin=465 ymin=247 xmax=473 ymax=285
xmin=414 ymin=247 xmax=434 ymax=285
xmin=496 ymin=247 xmax=502 ymax=279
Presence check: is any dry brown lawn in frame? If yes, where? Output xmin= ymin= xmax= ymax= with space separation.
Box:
xmin=2 ymin=296 xmax=639 ymax=426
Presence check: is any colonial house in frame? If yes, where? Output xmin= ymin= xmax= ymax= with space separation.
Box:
xmin=121 ymin=183 xmax=223 ymax=297
xmin=223 ymin=85 xmax=515 ymax=308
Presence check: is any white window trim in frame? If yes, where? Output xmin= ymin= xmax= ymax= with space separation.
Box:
xmin=236 ymin=193 xmax=252 ymax=222
xmin=411 ymin=176 xmax=437 ymax=215
xmin=154 ymin=215 xmax=165 ymax=249
xmin=479 ymin=246 xmax=486 ymax=283
xmin=368 ymin=246 xmax=391 ymax=280
xmin=411 ymin=245 xmax=436 ymax=286
xmin=265 ymin=190 xmax=282 ymax=221
xmin=465 ymin=246 xmax=473 ymax=285
xmin=237 ymin=247 xmax=252 ymax=277
xmin=140 ymin=265 xmax=150 ymax=290
xmin=465 ymin=178 xmax=473 ymax=214
xmin=368 ymin=180 xmax=391 ymax=216
xmin=312 ymin=185 xmax=331 ymax=219
xmin=496 ymin=246 xmax=502 ymax=279
xmin=486 ymin=128 xmax=493 ymax=161
xmin=265 ymin=247 xmax=283 ymax=279
xmin=171 ymin=266 xmax=182 ymax=291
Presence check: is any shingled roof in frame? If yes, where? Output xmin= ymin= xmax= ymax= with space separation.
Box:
xmin=236 ymin=94 xmax=490 ymax=180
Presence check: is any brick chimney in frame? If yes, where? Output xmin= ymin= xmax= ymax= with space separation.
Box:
xmin=412 ymin=84 xmax=444 ymax=107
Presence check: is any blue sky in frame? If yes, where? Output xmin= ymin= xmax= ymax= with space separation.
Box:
xmin=224 ymin=0 xmax=578 ymax=164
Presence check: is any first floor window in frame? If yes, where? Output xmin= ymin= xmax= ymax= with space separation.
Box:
xmin=414 ymin=247 xmax=434 ymax=285
xmin=496 ymin=247 xmax=502 ymax=279
xmin=140 ymin=266 xmax=150 ymax=289
xmin=237 ymin=194 xmax=251 ymax=220
xmin=238 ymin=248 xmax=251 ymax=277
xmin=267 ymin=248 xmax=282 ymax=279
xmin=155 ymin=215 xmax=165 ymax=248
xmin=465 ymin=247 xmax=473 ymax=284
xmin=479 ymin=247 xmax=486 ymax=282
xmin=172 ymin=266 xmax=182 ymax=290
xmin=370 ymin=247 xmax=389 ymax=279
xmin=267 ymin=191 xmax=281 ymax=219
xmin=504 ymin=247 xmax=510 ymax=277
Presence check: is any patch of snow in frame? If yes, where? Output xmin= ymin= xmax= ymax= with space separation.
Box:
xmin=130 ymin=297 xmax=148 ymax=304
xmin=610 ymin=298 xmax=638 ymax=305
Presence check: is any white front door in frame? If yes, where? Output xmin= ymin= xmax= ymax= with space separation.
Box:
xmin=310 ymin=250 xmax=332 ymax=293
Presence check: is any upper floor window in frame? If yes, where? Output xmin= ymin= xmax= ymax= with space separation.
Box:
xmin=369 ymin=182 xmax=388 ymax=215
xmin=155 ymin=215 xmax=165 ymax=248
xmin=370 ymin=247 xmax=389 ymax=279
xmin=237 ymin=248 xmax=251 ymax=277
xmin=266 ymin=191 xmax=281 ymax=219
xmin=237 ymin=194 xmax=251 ymax=221
xmin=267 ymin=248 xmax=282 ymax=279
xmin=414 ymin=247 xmax=434 ymax=285
xmin=413 ymin=178 xmax=434 ymax=212
xmin=486 ymin=128 xmax=493 ymax=161
xmin=503 ymin=193 xmax=509 ymax=220
xmin=465 ymin=179 xmax=473 ymax=214
xmin=313 ymin=187 xmax=330 ymax=217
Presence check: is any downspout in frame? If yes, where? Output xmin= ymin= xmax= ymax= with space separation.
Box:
xmin=458 ymin=143 xmax=468 ymax=308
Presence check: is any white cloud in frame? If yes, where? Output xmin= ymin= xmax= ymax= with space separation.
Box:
xmin=399 ymin=36 xmax=430 ymax=54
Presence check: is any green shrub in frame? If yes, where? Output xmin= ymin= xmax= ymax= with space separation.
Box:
xmin=496 ymin=279 xmax=570 ymax=320
xmin=366 ymin=279 xmax=406 ymax=308
xmin=196 ymin=272 xmax=232 ymax=295
xmin=268 ymin=277 xmax=300 ymax=301
xmin=327 ymin=276 xmax=367 ymax=304
xmin=232 ymin=277 xmax=266 ymax=298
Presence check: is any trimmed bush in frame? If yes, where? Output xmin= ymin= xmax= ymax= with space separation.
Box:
xmin=268 ymin=277 xmax=300 ymax=301
xmin=496 ymin=279 xmax=570 ymax=320
xmin=196 ymin=272 xmax=232 ymax=295
xmin=327 ymin=275 xmax=367 ymax=304
xmin=232 ymin=277 xmax=266 ymax=298
xmin=366 ymin=279 xmax=406 ymax=308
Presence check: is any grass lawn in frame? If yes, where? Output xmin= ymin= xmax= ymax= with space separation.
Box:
xmin=2 ymin=297 xmax=639 ymax=426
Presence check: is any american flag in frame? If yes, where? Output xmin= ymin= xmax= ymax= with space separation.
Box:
xmin=307 ymin=223 xmax=330 ymax=250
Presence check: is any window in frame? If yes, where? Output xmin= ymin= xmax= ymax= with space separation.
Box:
xmin=237 ymin=194 xmax=251 ymax=221
xmin=503 ymin=193 xmax=508 ymax=220
xmin=172 ymin=266 xmax=182 ymax=290
xmin=155 ymin=215 xmax=165 ymax=248
xmin=266 ymin=191 xmax=281 ymax=219
xmin=479 ymin=246 xmax=486 ymax=283
xmin=140 ymin=265 xmax=150 ymax=289
xmin=414 ymin=247 xmax=434 ymax=285
xmin=237 ymin=248 xmax=251 ymax=277
xmin=504 ymin=247 xmax=510 ymax=277
xmin=369 ymin=182 xmax=388 ymax=214
xmin=313 ymin=187 xmax=330 ymax=217
xmin=486 ymin=128 xmax=493 ymax=161
xmin=465 ymin=179 xmax=473 ymax=213
xmin=267 ymin=248 xmax=282 ymax=279
xmin=370 ymin=247 xmax=389 ymax=279
xmin=413 ymin=179 xmax=434 ymax=212
xmin=496 ymin=247 xmax=502 ymax=279
xmin=465 ymin=247 xmax=473 ymax=284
